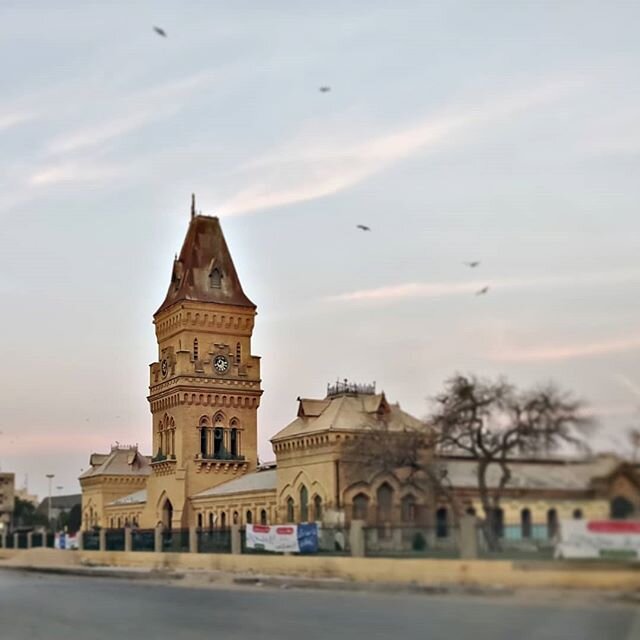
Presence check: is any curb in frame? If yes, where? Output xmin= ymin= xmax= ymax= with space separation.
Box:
xmin=0 ymin=563 xmax=514 ymax=596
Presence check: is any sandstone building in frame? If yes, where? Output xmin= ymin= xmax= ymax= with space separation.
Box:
xmin=81 ymin=204 xmax=640 ymax=542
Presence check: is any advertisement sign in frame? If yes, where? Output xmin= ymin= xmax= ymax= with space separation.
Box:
xmin=246 ymin=523 xmax=318 ymax=553
xmin=556 ymin=520 xmax=640 ymax=560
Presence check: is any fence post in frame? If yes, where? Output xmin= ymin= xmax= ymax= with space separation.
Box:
xmin=27 ymin=532 xmax=33 ymax=549
xmin=189 ymin=527 xmax=198 ymax=553
xmin=230 ymin=525 xmax=241 ymax=554
xmin=459 ymin=515 xmax=478 ymax=559
xmin=124 ymin=527 xmax=132 ymax=553
xmin=77 ymin=530 xmax=84 ymax=551
xmin=99 ymin=528 xmax=107 ymax=552
xmin=13 ymin=533 xmax=19 ymax=549
xmin=154 ymin=525 xmax=163 ymax=553
xmin=349 ymin=520 xmax=365 ymax=557
xmin=0 ymin=531 xmax=6 ymax=549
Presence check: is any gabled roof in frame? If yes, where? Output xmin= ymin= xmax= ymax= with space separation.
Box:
xmin=36 ymin=494 xmax=81 ymax=513
xmin=156 ymin=213 xmax=255 ymax=315
xmin=440 ymin=454 xmax=624 ymax=491
xmin=193 ymin=469 xmax=277 ymax=498
xmin=272 ymin=392 xmax=424 ymax=442
xmin=80 ymin=447 xmax=151 ymax=479
xmin=108 ymin=489 xmax=148 ymax=507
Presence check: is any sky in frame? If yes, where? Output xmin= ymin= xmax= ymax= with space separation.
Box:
xmin=1 ymin=1 xmax=640 ymax=500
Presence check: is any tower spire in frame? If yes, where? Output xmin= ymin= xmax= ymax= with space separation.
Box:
xmin=191 ymin=193 xmax=196 ymax=219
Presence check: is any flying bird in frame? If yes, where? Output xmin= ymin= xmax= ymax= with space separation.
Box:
xmin=475 ymin=286 xmax=490 ymax=296
xmin=319 ymin=86 xmax=331 ymax=93
xmin=356 ymin=224 xmax=371 ymax=231
xmin=153 ymin=26 xmax=167 ymax=37
xmin=464 ymin=261 xmax=480 ymax=268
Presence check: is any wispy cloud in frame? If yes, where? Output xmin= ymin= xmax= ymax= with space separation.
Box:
xmin=492 ymin=335 xmax=640 ymax=363
xmin=613 ymin=373 xmax=640 ymax=401
xmin=29 ymin=162 xmax=122 ymax=186
xmin=325 ymin=268 xmax=640 ymax=303
xmin=217 ymin=78 xmax=582 ymax=216
xmin=0 ymin=111 xmax=36 ymax=133
xmin=45 ymin=71 xmax=216 ymax=156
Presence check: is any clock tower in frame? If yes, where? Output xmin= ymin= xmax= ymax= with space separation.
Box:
xmin=142 ymin=202 xmax=262 ymax=528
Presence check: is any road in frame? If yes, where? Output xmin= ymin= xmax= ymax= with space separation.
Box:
xmin=0 ymin=570 xmax=638 ymax=640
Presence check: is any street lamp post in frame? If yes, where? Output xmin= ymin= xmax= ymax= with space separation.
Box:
xmin=45 ymin=474 xmax=55 ymax=529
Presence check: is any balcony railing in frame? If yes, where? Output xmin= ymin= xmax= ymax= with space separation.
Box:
xmin=197 ymin=452 xmax=245 ymax=462
xmin=151 ymin=453 xmax=176 ymax=463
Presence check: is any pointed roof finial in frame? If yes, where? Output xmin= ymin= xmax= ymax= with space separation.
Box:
xmin=191 ymin=193 xmax=196 ymax=219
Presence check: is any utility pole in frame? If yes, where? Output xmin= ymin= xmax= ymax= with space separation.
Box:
xmin=46 ymin=474 xmax=55 ymax=529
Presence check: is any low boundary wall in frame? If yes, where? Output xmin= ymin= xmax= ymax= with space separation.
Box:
xmin=1 ymin=548 xmax=639 ymax=591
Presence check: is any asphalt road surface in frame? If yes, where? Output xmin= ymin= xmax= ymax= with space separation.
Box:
xmin=0 ymin=571 xmax=638 ymax=640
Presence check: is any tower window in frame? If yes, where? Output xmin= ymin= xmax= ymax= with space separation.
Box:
xmin=193 ymin=338 xmax=199 ymax=360
xmin=214 ymin=427 xmax=223 ymax=457
xmin=210 ymin=268 xmax=222 ymax=289
xmin=230 ymin=428 xmax=238 ymax=457
xmin=286 ymin=497 xmax=295 ymax=523
xmin=236 ymin=342 xmax=241 ymax=364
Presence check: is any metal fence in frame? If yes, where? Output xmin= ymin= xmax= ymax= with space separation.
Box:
xmin=83 ymin=531 xmax=100 ymax=550
xmin=105 ymin=529 xmax=125 ymax=551
xmin=200 ymin=528 xmax=231 ymax=554
xmin=161 ymin=529 xmax=190 ymax=553
xmin=364 ymin=525 xmax=459 ymax=558
xmin=132 ymin=529 xmax=155 ymax=552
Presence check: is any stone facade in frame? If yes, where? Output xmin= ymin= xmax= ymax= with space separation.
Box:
xmin=80 ymin=206 xmax=640 ymax=538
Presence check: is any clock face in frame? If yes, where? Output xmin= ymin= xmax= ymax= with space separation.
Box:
xmin=213 ymin=355 xmax=229 ymax=374
xmin=161 ymin=359 xmax=168 ymax=377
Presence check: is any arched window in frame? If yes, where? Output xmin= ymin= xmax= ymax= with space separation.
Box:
xmin=193 ymin=338 xmax=199 ymax=360
xmin=611 ymin=496 xmax=634 ymax=519
xmin=209 ymin=513 xmax=214 ymax=530
xmin=547 ymin=508 xmax=558 ymax=539
xmin=492 ymin=508 xmax=505 ymax=539
xmin=158 ymin=421 xmax=164 ymax=455
xmin=573 ymin=508 xmax=583 ymax=520
xmin=236 ymin=342 xmax=241 ymax=364
xmin=200 ymin=426 xmax=208 ymax=456
xmin=214 ymin=427 xmax=223 ymax=457
xmin=299 ymin=485 xmax=309 ymax=522
xmin=286 ymin=497 xmax=295 ymax=523
xmin=401 ymin=495 xmax=417 ymax=522
xmin=352 ymin=493 xmax=369 ymax=521
xmin=233 ymin=511 xmax=239 ymax=525
xmin=210 ymin=268 xmax=222 ymax=288
xmin=220 ymin=512 xmax=226 ymax=528
xmin=197 ymin=513 xmax=203 ymax=529
xmin=109 ymin=517 xmax=114 ymax=528
xmin=246 ymin=510 xmax=253 ymax=524
xmin=230 ymin=428 xmax=238 ymax=457
xmin=124 ymin=518 xmax=129 ymax=527
xmin=117 ymin=517 xmax=121 ymax=528
xmin=313 ymin=495 xmax=323 ymax=521
xmin=436 ymin=507 xmax=448 ymax=538
xmin=521 ymin=508 xmax=532 ymax=539
xmin=260 ymin=509 xmax=268 ymax=525
xmin=376 ymin=483 xmax=394 ymax=522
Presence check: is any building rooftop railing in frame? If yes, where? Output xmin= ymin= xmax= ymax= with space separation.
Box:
xmin=327 ymin=379 xmax=376 ymax=397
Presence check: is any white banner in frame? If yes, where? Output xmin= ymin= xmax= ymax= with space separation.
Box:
xmin=246 ymin=524 xmax=299 ymax=553
xmin=556 ymin=520 xmax=640 ymax=560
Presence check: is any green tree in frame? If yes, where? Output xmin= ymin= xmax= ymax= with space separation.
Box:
xmin=13 ymin=497 xmax=49 ymax=528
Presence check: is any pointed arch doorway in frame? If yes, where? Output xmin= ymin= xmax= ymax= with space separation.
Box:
xmin=162 ymin=498 xmax=174 ymax=529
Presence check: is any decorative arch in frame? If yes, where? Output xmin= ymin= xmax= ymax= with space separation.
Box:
xmin=376 ymin=482 xmax=394 ymax=522
xmin=285 ymin=496 xmax=295 ymax=522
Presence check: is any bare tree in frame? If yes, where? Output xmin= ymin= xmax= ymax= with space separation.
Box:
xmin=430 ymin=374 xmax=593 ymax=550
xmin=340 ymin=421 xmax=457 ymax=525
xmin=628 ymin=427 xmax=640 ymax=463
